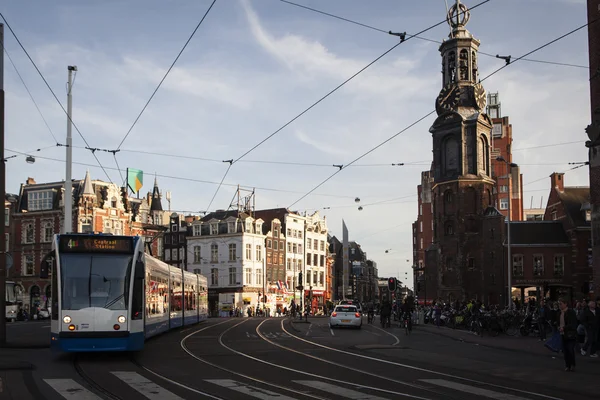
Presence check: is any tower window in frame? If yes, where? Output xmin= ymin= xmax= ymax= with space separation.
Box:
xmin=445 ymin=191 xmax=454 ymax=204
xmin=445 ymin=222 xmax=454 ymax=236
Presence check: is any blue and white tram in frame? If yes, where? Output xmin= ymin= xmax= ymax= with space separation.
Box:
xmin=42 ymin=233 xmax=208 ymax=352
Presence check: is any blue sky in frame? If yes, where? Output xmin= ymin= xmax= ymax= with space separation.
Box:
xmin=1 ymin=0 xmax=592 ymax=286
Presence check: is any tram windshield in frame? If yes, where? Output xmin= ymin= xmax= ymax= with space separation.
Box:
xmin=60 ymin=254 xmax=133 ymax=310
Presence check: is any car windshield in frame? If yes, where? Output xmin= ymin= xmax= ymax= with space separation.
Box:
xmin=335 ymin=306 xmax=357 ymax=312
xmin=60 ymin=253 xmax=133 ymax=310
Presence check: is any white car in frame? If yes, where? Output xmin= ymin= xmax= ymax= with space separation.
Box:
xmin=330 ymin=305 xmax=362 ymax=329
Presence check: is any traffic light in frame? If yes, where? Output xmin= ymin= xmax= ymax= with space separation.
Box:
xmin=388 ymin=277 xmax=397 ymax=292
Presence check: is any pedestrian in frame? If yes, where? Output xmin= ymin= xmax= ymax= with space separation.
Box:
xmin=538 ymin=299 xmax=550 ymax=341
xmin=557 ymin=298 xmax=578 ymax=371
xmin=580 ymin=299 xmax=599 ymax=358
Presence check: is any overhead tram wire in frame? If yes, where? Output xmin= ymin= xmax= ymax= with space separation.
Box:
xmin=2 ymin=46 xmax=59 ymax=144
xmin=277 ymin=0 xmax=589 ymax=70
xmin=232 ymin=0 xmax=491 ymax=166
xmin=0 ymin=12 xmax=113 ymax=183
xmin=115 ymin=0 xmax=217 ymax=151
xmin=3 ymin=148 xmax=366 ymax=200
xmin=287 ymin=17 xmax=598 ymax=209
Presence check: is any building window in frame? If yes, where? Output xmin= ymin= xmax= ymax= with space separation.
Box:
xmin=320 ymin=241 xmax=325 ymax=251
xmin=314 ymin=239 xmax=318 ymax=249
xmin=445 ymin=222 xmax=454 ymax=236
xmin=194 ymin=246 xmax=201 ymax=263
xmin=513 ymin=255 xmax=524 ymax=277
xmin=267 ymin=252 xmax=272 ymax=265
xmin=24 ymin=254 xmax=34 ymax=276
xmin=419 ymin=221 xmax=423 ymax=232
xmin=306 ymin=253 xmax=311 ymax=266
xmin=554 ymin=255 xmax=564 ymax=277
xmin=228 ymin=222 xmax=235 ymax=233
xmin=4 ymin=208 xmax=9 ymax=226
xmin=210 ymin=223 xmax=218 ymax=235
xmin=229 ymin=243 xmax=237 ymax=262
xmin=586 ymin=210 xmax=591 ymax=222
xmin=211 ymin=244 xmax=218 ymax=263
xmin=320 ymin=255 xmax=325 ymax=267
xmin=499 ymin=198 xmax=509 ymax=210
xmin=246 ymin=244 xmax=252 ymax=260
xmin=256 ymin=245 xmax=262 ymax=261
xmin=287 ymin=258 xmax=291 ymax=270
xmin=551 ymin=210 xmax=557 ymax=220
xmin=420 ymin=238 xmax=423 ymax=249
xmin=293 ymin=243 xmax=297 ymax=254
xmin=273 ymin=228 xmax=279 ymax=238
xmin=298 ymin=244 xmax=302 ymax=253
xmin=313 ymin=272 xmax=317 ymax=285
xmin=319 ymin=272 xmax=324 ymax=286
xmin=288 ymin=242 xmax=292 ymax=252
xmin=193 ymin=225 xmax=201 ymax=236
xmin=313 ymin=254 xmax=318 ymax=266
xmin=27 ymin=190 xmax=53 ymax=211
xmin=287 ymin=228 xmax=292 ymax=236
xmin=274 ymin=240 xmax=278 ymax=251
xmin=267 ymin=239 xmax=272 ymax=249
xmin=298 ymin=231 xmax=302 ymax=239
xmin=256 ymin=270 xmax=262 ymax=286
xmin=419 ymin=205 xmax=422 ymax=216
xmin=467 ymin=257 xmax=475 ymax=271
xmin=445 ymin=191 xmax=453 ymax=204
xmin=24 ymin=223 xmax=34 ymax=243
xmin=229 ymin=267 xmax=236 ymax=285
xmin=5 ymin=233 xmax=9 ymax=253
xmin=245 ymin=268 xmax=252 ymax=285
xmin=533 ymin=255 xmax=544 ymax=276
xmin=279 ymin=253 xmax=284 ymax=266
xmin=307 ymin=240 xmax=311 ymax=250
xmin=44 ymin=222 xmax=53 ymax=242
xmin=499 ymin=185 xmax=508 ymax=193
xmin=211 ymin=268 xmax=218 ymax=285
xmin=306 ymin=271 xmax=311 ymax=285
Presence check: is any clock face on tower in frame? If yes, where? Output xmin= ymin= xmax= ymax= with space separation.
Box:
xmin=473 ymin=83 xmax=486 ymax=110
xmin=436 ymin=83 xmax=461 ymax=113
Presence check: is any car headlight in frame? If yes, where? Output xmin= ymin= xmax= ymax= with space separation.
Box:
xmin=117 ymin=315 xmax=126 ymax=323
xmin=63 ymin=316 xmax=71 ymax=324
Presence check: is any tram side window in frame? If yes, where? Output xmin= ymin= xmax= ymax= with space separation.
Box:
xmin=51 ymin=258 xmax=58 ymax=320
xmin=171 ymin=276 xmax=182 ymax=312
xmin=131 ymin=260 xmax=144 ymax=320
xmin=147 ymin=273 xmax=168 ymax=317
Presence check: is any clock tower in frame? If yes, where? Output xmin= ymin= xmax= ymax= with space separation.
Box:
xmin=427 ymin=1 xmax=503 ymax=303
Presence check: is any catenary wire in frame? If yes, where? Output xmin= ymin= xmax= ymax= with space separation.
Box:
xmin=2 ymin=46 xmax=59 ymax=144
xmin=277 ymin=0 xmax=589 ymax=70
xmin=287 ymin=16 xmax=597 ymax=208
xmin=3 ymin=148 xmax=374 ymax=200
xmin=232 ymin=0 xmax=491 ymax=165
xmin=0 ymin=12 xmax=113 ymax=183
xmin=205 ymin=163 xmax=232 ymax=213
xmin=115 ymin=0 xmax=217 ymax=151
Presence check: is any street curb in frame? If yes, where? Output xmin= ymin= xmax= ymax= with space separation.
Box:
xmin=288 ymin=319 xmax=310 ymax=332
xmin=0 ymin=360 xmax=35 ymax=371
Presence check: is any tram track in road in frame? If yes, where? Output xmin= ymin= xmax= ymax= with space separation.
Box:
xmin=279 ymin=320 xmax=565 ymax=400
xmin=181 ymin=319 xmax=332 ymax=400
xmin=73 ymin=354 xmax=126 ymax=400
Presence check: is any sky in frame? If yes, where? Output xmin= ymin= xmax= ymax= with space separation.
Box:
xmin=1 ymin=0 xmax=593 ymax=288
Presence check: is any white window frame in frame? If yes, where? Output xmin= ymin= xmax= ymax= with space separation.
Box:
xmin=229 ymin=243 xmax=237 ymax=262
xmin=27 ymin=190 xmax=53 ymax=211
xmin=211 ymin=244 xmax=218 ymax=263
xmin=229 ymin=267 xmax=236 ymax=285
xmin=194 ymin=246 xmax=201 ymax=263
xmin=245 ymin=244 xmax=252 ymax=260
xmin=193 ymin=225 xmax=201 ymax=236
xmin=210 ymin=223 xmax=218 ymax=235
xmin=499 ymin=198 xmax=509 ymax=210
xmin=554 ymin=255 xmax=564 ymax=276
xmin=512 ymin=254 xmax=524 ymax=276
xmin=24 ymin=254 xmax=34 ymax=276
xmin=44 ymin=222 xmax=53 ymax=243
xmin=533 ymin=255 xmax=544 ymax=276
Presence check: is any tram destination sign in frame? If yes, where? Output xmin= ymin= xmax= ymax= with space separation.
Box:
xmin=59 ymin=235 xmax=134 ymax=254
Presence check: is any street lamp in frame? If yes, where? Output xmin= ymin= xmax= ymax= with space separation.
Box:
xmin=496 ymin=156 xmax=518 ymax=309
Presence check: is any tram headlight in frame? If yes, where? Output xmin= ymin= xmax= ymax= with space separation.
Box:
xmin=63 ymin=316 xmax=72 ymax=324
xmin=117 ymin=315 xmax=126 ymax=323
xmin=68 ymin=324 xmax=76 ymax=331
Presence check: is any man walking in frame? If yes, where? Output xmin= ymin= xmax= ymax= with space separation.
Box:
xmin=581 ymin=300 xmax=599 ymax=358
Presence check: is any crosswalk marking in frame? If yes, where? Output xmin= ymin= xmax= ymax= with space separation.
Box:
xmin=294 ymin=380 xmax=387 ymax=400
xmin=420 ymin=379 xmax=530 ymax=400
xmin=43 ymin=379 xmax=102 ymax=400
xmin=206 ymin=379 xmax=298 ymax=399
xmin=111 ymin=371 xmax=183 ymax=399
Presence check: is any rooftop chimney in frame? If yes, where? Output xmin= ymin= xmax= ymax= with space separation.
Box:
xmin=26 ymin=177 xmax=36 ymax=185
xmin=550 ymin=172 xmax=565 ymax=192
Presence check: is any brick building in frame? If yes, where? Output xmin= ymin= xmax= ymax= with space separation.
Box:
xmin=413 ymin=170 xmax=434 ymax=304
xmin=543 ymin=173 xmax=591 ymax=300
xmin=586 ymin=0 xmax=600 ymax=297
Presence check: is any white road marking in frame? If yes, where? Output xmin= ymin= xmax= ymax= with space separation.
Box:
xmin=420 ymin=380 xmax=530 ymax=400
xmin=206 ymin=379 xmax=298 ymax=399
xmin=44 ymin=379 xmax=102 ymax=400
xmin=246 ymin=331 xmax=258 ymax=338
xmin=280 ymin=322 xmax=562 ymax=400
xmin=295 ymin=380 xmax=387 ymax=400
xmin=111 ymin=371 xmax=183 ymax=399
xmin=305 ymin=324 xmax=312 ymax=337
xmin=329 ymin=328 xmax=334 ymax=336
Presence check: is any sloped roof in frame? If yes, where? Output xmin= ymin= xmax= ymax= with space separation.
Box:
xmin=200 ymin=210 xmax=250 ymax=222
xmin=509 ymin=221 xmax=570 ymax=246
xmin=558 ymin=187 xmax=590 ymax=228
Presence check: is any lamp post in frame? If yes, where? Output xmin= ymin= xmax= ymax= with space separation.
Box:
xmin=496 ymin=156 xmax=518 ymax=309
